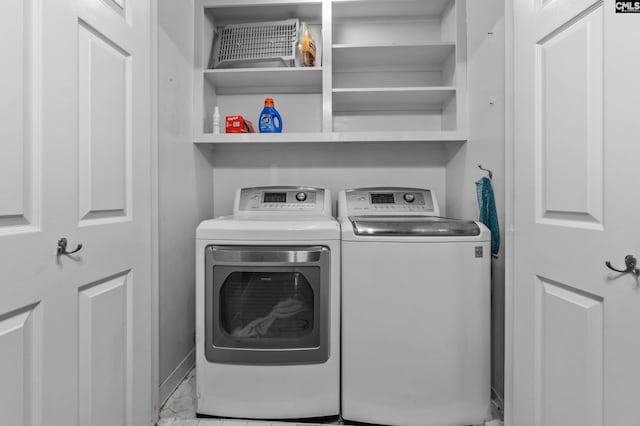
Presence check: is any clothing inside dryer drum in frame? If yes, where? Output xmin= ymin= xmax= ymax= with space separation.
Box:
xmin=219 ymin=271 xmax=314 ymax=340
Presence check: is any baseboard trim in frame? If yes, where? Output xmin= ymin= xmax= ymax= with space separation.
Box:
xmin=159 ymin=347 xmax=195 ymax=405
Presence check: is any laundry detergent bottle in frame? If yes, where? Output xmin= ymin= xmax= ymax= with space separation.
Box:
xmin=258 ymin=98 xmax=282 ymax=133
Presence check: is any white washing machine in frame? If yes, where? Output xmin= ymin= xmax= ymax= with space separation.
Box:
xmin=195 ymin=186 xmax=340 ymax=419
xmin=338 ymin=187 xmax=491 ymax=426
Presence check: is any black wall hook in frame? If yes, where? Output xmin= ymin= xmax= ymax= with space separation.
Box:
xmin=478 ymin=164 xmax=493 ymax=179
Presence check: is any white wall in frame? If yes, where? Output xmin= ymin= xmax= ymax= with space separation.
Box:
xmin=446 ymin=0 xmax=506 ymax=399
xmin=211 ymin=142 xmax=461 ymax=217
xmin=158 ymin=0 xmax=215 ymax=402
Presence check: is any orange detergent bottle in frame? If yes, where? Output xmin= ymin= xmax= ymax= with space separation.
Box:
xmin=299 ymin=22 xmax=316 ymax=67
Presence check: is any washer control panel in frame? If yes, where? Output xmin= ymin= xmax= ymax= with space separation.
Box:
xmin=237 ymin=186 xmax=325 ymax=213
xmin=342 ymin=187 xmax=438 ymax=216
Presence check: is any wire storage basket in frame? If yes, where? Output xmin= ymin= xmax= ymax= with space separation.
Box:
xmin=211 ymin=19 xmax=299 ymax=68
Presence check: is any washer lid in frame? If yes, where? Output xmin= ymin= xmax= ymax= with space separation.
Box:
xmin=349 ymin=216 xmax=481 ymax=237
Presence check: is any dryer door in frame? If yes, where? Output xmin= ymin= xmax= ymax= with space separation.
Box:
xmin=204 ymin=245 xmax=330 ymax=364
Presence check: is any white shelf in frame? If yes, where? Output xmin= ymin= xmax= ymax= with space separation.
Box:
xmin=332 ymin=87 xmax=456 ymax=112
xmin=332 ymin=43 xmax=455 ymax=70
xmin=332 ymin=0 xmax=452 ymax=20
xmin=194 ymin=130 xmax=466 ymax=144
xmin=203 ymin=1 xmax=323 ymax=27
xmin=195 ymin=0 xmax=466 ymax=141
xmin=204 ymin=68 xmax=323 ymax=95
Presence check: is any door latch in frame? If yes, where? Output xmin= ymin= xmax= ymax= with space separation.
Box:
xmin=605 ymin=254 xmax=639 ymax=276
xmin=57 ymin=237 xmax=83 ymax=256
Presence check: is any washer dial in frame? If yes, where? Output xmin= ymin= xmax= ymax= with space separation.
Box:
xmin=403 ymin=193 xmax=415 ymax=203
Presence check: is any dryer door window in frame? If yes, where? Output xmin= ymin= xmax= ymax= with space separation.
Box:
xmin=204 ymin=246 xmax=330 ymax=365
xmin=218 ymin=270 xmax=316 ymax=345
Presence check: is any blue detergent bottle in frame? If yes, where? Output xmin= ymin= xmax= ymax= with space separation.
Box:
xmin=259 ymin=98 xmax=282 ymax=133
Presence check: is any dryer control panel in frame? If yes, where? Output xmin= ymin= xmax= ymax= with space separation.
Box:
xmin=339 ymin=187 xmax=440 ymax=218
xmin=235 ymin=186 xmax=329 ymax=216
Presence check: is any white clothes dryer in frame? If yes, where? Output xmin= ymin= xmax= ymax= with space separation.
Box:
xmin=338 ymin=187 xmax=491 ymax=426
xmin=196 ymin=187 xmax=340 ymax=419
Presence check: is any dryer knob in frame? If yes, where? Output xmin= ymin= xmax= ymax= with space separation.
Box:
xmin=403 ymin=193 xmax=415 ymax=203
xmin=296 ymin=192 xmax=307 ymax=202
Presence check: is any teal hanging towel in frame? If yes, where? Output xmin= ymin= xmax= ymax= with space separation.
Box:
xmin=476 ymin=177 xmax=500 ymax=257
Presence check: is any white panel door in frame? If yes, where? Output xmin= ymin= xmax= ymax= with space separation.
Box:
xmin=512 ymin=0 xmax=640 ymax=424
xmin=0 ymin=0 xmax=152 ymax=425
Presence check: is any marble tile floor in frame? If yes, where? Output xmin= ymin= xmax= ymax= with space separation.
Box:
xmin=159 ymin=369 xmax=197 ymax=421
xmin=157 ymin=368 xmax=504 ymax=426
